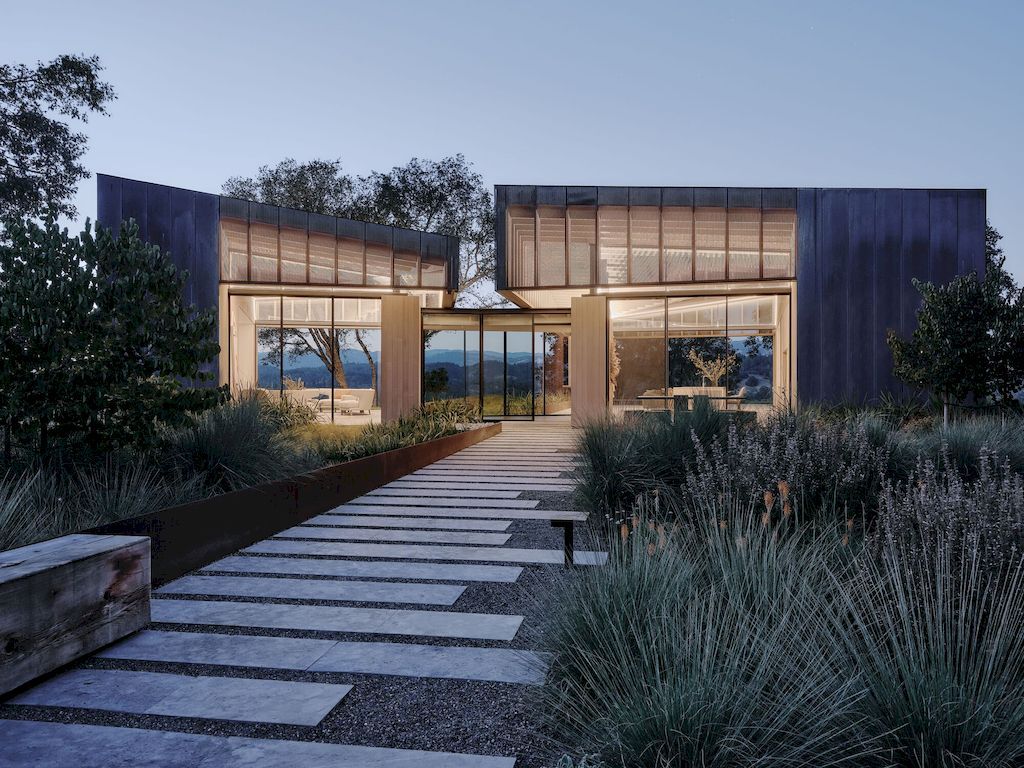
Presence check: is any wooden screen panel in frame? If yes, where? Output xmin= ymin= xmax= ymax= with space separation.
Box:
xmin=567 ymin=207 xmax=595 ymax=286
xmin=694 ymin=208 xmax=726 ymax=280
xmin=420 ymin=254 xmax=446 ymax=287
xmin=220 ymin=219 xmax=248 ymax=281
xmin=366 ymin=242 xmax=392 ymax=286
xmin=598 ymin=206 xmax=628 ymax=284
xmin=338 ymin=237 xmax=364 ymax=284
xmin=249 ymin=223 xmax=278 ymax=282
xmin=393 ymin=249 xmax=419 ymax=286
xmin=279 ymin=227 xmax=307 ymax=283
xmin=762 ymin=210 xmax=796 ymax=278
xmin=662 ymin=207 xmax=693 ymax=282
xmin=308 ymin=232 xmax=336 ymax=284
xmin=630 ymin=207 xmax=660 ymax=283
xmin=507 ymin=205 xmax=535 ymax=287
xmin=537 ymin=206 xmax=566 ymax=286
xmin=727 ymin=209 xmax=760 ymax=280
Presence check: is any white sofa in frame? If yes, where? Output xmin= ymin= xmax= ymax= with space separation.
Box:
xmin=279 ymin=388 xmax=376 ymax=414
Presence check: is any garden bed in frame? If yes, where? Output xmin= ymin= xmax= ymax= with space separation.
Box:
xmin=85 ymin=422 xmax=500 ymax=585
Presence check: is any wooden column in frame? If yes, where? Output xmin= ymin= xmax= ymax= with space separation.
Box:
xmin=570 ymin=295 xmax=608 ymax=427
xmin=381 ymin=294 xmax=422 ymax=422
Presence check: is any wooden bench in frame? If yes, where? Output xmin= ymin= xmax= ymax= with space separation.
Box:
xmin=0 ymin=534 xmax=150 ymax=695
xmin=550 ymin=511 xmax=588 ymax=567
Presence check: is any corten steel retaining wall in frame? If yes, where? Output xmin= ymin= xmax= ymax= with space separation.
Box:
xmin=86 ymin=423 xmax=501 ymax=586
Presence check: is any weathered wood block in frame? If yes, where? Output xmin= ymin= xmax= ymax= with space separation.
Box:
xmin=0 ymin=534 xmax=150 ymax=695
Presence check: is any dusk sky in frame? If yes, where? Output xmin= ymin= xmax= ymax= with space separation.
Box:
xmin=5 ymin=0 xmax=1022 ymax=279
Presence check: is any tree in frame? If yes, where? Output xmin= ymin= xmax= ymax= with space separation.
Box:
xmin=349 ymin=155 xmax=496 ymax=305
xmin=0 ymin=55 xmax=115 ymax=222
xmin=222 ymin=158 xmax=354 ymax=216
xmin=887 ymin=223 xmax=1024 ymax=424
xmin=0 ymin=217 xmax=220 ymax=459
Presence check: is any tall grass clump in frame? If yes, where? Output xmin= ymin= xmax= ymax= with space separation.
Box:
xmin=838 ymin=459 xmax=1024 ymax=767
xmin=890 ymin=414 xmax=1024 ymax=479
xmin=157 ymin=394 xmax=314 ymax=494
xmin=542 ymin=498 xmax=873 ymax=768
xmin=574 ymin=399 xmax=731 ymax=520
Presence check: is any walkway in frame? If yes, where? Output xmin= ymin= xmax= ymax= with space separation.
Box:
xmin=0 ymin=421 xmax=603 ymax=767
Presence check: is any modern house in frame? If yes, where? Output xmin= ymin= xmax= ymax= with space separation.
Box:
xmin=97 ymin=176 xmax=986 ymax=426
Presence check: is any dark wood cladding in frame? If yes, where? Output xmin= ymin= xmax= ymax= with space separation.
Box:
xmin=97 ymin=174 xmax=220 ymax=384
xmin=85 ymin=423 xmax=501 ymax=586
xmin=496 ymin=184 xmax=987 ymax=404
xmin=98 ymin=174 xmax=462 ymax=295
xmin=795 ymin=188 xmax=986 ymax=404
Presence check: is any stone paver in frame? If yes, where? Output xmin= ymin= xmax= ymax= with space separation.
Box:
xmin=0 ymin=721 xmax=515 ymax=768
xmin=366 ymin=487 xmax=523 ymax=499
xmin=9 ymin=669 xmax=350 ymax=725
xmin=308 ymin=641 xmax=548 ymax=684
xmin=329 ymin=504 xmax=584 ymax=520
xmin=276 ymin=525 xmax=512 ymax=546
xmin=388 ymin=480 xmax=574 ymax=492
xmin=246 ymin=538 xmax=607 ymax=565
xmin=152 ymin=598 xmax=524 ymax=641
xmin=99 ymin=631 xmax=548 ymax=684
xmin=349 ymin=496 xmax=539 ymax=508
xmin=303 ymin=514 xmax=512 ymax=531
xmin=157 ymin=574 xmax=466 ymax=605
xmin=205 ymin=555 xmax=524 ymax=582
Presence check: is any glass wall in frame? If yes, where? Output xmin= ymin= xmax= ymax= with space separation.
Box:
xmin=422 ymin=314 xmax=481 ymax=406
xmin=421 ymin=311 xmax=571 ymax=419
xmin=609 ymin=294 xmax=791 ymax=415
xmin=506 ymin=206 xmax=796 ymax=289
xmin=219 ymin=218 xmax=449 ymax=290
xmin=229 ymin=295 xmax=381 ymax=421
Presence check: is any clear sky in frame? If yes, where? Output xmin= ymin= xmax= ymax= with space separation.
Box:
xmin=4 ymin=0 xmax=1022 ymax=278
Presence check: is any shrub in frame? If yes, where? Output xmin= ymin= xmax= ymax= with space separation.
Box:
xmin=542 ymin=502 xmax=871 ymax=767
xmin=891 ymin=415 xmax=1024 ymax=479
xmin=158 ymin=396 xmax=313 ymax=494
xmin=574 ymin=399 xmax=732 ymax=520
xmin=311 ymin=399 xmax=480 ymax=465
xmin=841 ymin=525 xmax=1024 ymax=766
xmin=0 ymin=457 xmax=202 ymax=551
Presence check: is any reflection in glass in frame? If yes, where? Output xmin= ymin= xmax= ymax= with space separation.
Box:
xmin=540 ymin=331 xmax=571 ymax=415
xmin=256 ymin=326 xmax=282 ymax=393
xmin=609 ymin=299 xmax=666 ymax=410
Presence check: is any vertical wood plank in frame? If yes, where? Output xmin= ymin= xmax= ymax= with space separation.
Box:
xmin=819 ymin=189 xmax=849 ymax=402
xmin=570 ymin=296 xmax=608 ymax=427
xmin=96 ymin=174 xmax=121 ymax=234
xmin=874 ymin=190 xmax=904 ymax=398
xmin=170 ymin=188 xmax=196 ymax=307
xmin=381 ymin=295 xmax=422 ymax=421
xmin=795 ymin=189 xmax=819 ymax=404
xmin=120 ymin=179 xmax=148 ymax=236
xmin=847 ymin=189 xmax=875 ymax=402
xmin=899 ymin=190 xmax=930 ymax=336
xmin=957 ymin=190 xmax=986 ymax=276
xmin=928 ymin=190 xmax=958 ymax=287
xmin=145 ymin=183 xmax=172 ymax=255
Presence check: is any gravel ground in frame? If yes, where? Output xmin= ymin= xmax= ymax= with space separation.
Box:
xmin=0 ymin=470 xmax=586 ymax=767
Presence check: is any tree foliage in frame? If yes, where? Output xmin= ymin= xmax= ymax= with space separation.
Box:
xmin=888 ymin=223 xmax=1024 ymax=413
xmin=222 ymin=154 xmax=497 ymax=305
xmin=0 ymin=54 xmax=115 ymax=221
xmin=0 ymin=217 xmax=221 ymax=459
